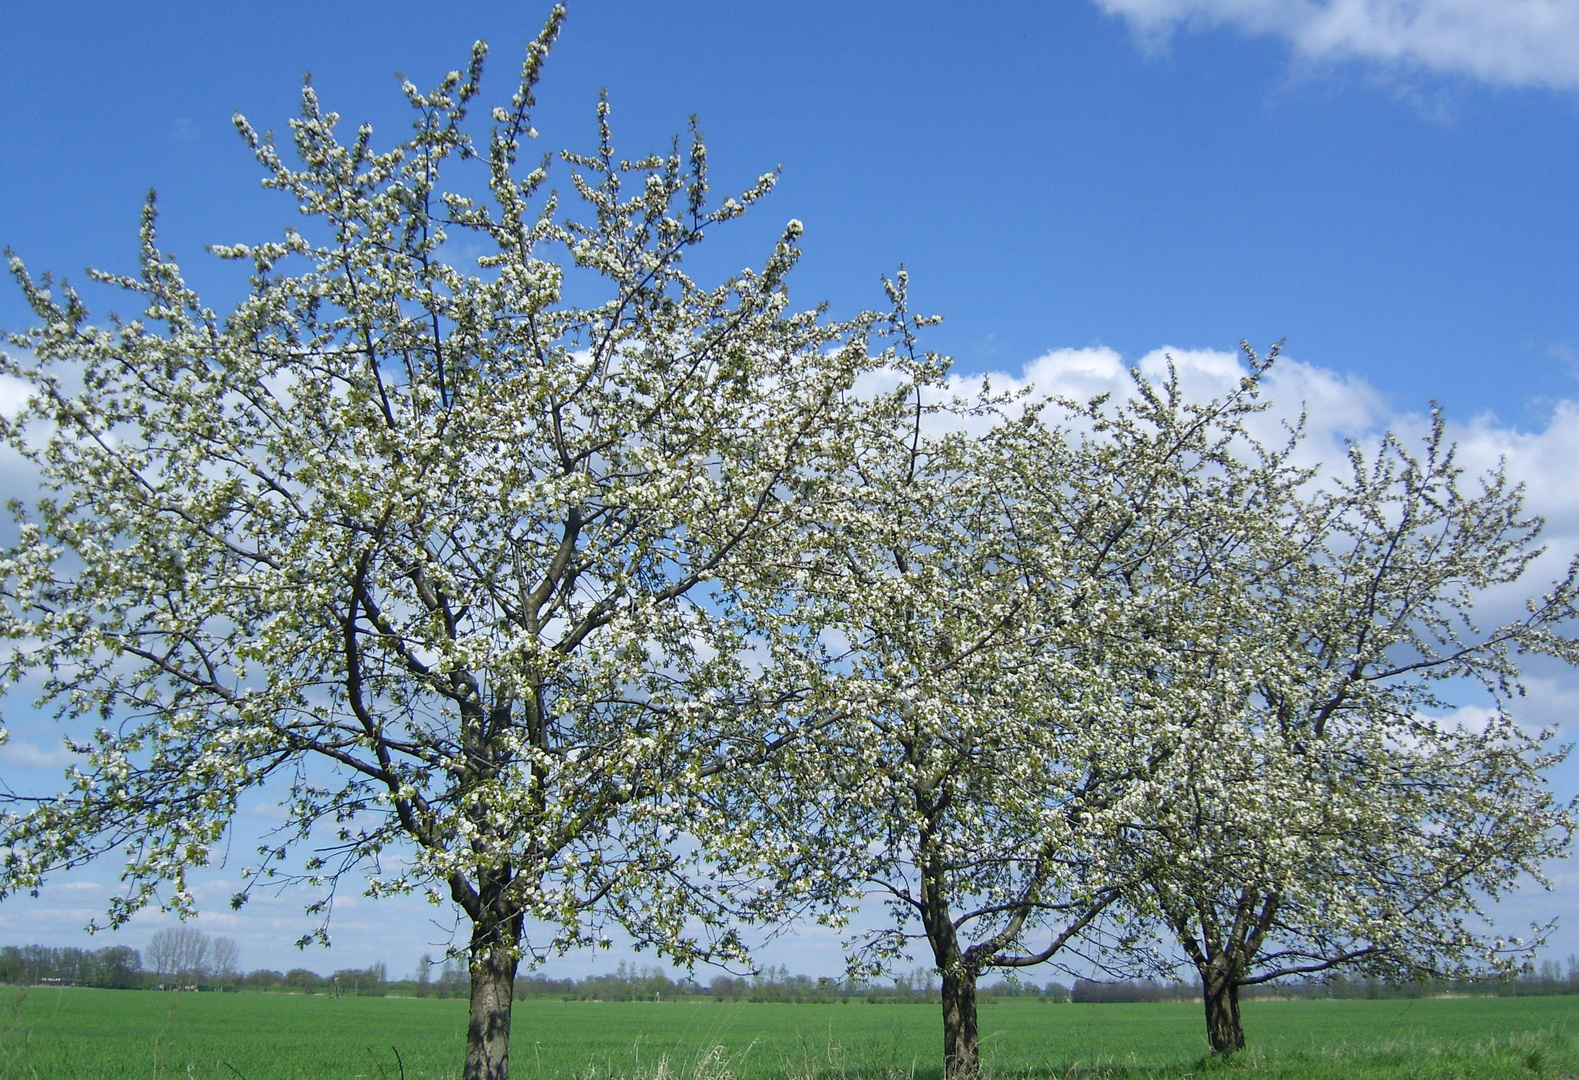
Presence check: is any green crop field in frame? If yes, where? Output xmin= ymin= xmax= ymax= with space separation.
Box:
xmin=0 ymin=988 xmax=1575 ymax=1080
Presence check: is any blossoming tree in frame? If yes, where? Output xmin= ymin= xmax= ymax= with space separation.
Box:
xmin=772 ymin=350 xmax=1313 ymax=1080
xmin=0 ymin=11 xmax=920 ymax=1079
xmin=773 ymin=381 xmax=1134 ymax=1080
xmin=1119 ymin=411 xmax=1579 ymax=1053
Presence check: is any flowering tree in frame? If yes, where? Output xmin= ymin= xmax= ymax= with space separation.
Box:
xmin=776 ymin=389 xmax=1125 ymax=1080
xmin=1120 ymin=411 xmax=1578 ymax=1053
xmin=808 ymin=346 xmax=1574 ymax=1075
xmin=0 ymin=11 xmax=916 ymax=1079
xmin=766 ymin=351 xmax=1310 ymax=1080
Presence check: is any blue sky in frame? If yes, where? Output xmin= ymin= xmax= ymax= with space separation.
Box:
xmin=1 ymin=0 xmax=1578 ymax=980
xmin=5 ymin=1 xmax=1578 ymax=420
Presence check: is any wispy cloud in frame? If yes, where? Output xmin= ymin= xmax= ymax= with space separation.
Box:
xmin=168 ymin=117 xmax=200 ymax=144
xmin=0 ymin=738 xmax=75 ymax=769
xmin=1092 ymin=0 xmax=1579 ymax=91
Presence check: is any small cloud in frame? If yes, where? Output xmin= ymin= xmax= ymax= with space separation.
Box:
xmin=1549 ymin=342 xmax=1578 ymax=379
xmin=1021 ymin=345 xmax=1130 ymax=403
xmin=1433 ymin=704 xmax=1502 ymax=734
xmin=1092 ymin=0 xmax=1579 ymax=93
xmin=59 ymin=880 xmax=108 ymax=894
xmin=0 ymin=376 xmax=32 ymax=420
xmin=1514 ymin=674 xmax=1579 ymax=736
xmin=0 ymin=739 xmax=75 ymax=769
xmin=169 ymin=117 xmax=200 ymax=143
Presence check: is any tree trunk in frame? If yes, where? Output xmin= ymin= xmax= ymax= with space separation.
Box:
xmin=941 ymin=969 xmax=981 ymax=1080
xmin=1202 ymin=967 xmax=1245 ymax=1055
xmin=464 ymin=917 xmax=522 ymax=1080
xmin=915 ymin=785 xmax=983 ymax=1080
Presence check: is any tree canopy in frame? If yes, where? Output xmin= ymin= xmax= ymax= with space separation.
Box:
xmin=0 ymin=10 xmax=929 ymax=1079
xmin=1121 ymin=411 xmax=1579 ymax=1052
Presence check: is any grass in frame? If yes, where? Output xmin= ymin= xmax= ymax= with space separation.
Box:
xmin=0 ymin=988 xmax=1573 ymax=1080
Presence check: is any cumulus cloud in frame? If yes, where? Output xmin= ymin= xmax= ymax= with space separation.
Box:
xmin=1454 ymin=400 xmax=1579 ymax=535
xmin=1428 ymin=703 xmax=1505 ymax=734
xmin=980 ymin=342 xmax=1579 ymax=627
xmin=1092 ymin=0 xmax=1579 ymax=91
xmin=963 ymin=343 xmax=1386 ymax=473
xmin=0 ymin=376 xmax=31 ymax=420
xmin=993 ymin=342 xmax=1570 ymax=515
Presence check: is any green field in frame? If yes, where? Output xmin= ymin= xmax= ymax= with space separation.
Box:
xmin=1 ymin=989 xmax=1575 ymax=1080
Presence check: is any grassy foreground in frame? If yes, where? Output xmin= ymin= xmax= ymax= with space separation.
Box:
xmin=0 ymin=988 xmax=1574 ymax=1080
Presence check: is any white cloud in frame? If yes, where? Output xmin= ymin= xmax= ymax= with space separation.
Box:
xmin=1019 ymin=345 xmax=1130 ymax=403
xmin=978 ymin=343 xmax=1386 ymax=473
xmin=990 ymin=342 xmax=1572 ymax=526
xmin=1454 ymin=400 xmax=1579 ymax=535
xmin=981 ymin=342 xmax=1579 ymax=631
xmin=0 ymin=738 xmax=75 ymax=769
xmin=1093 ymin=0 xmax=1579 ymax=91
xmin=0 ymin=376 xmax=31 ymax=420
xmin=1427 ymin=703 xmax=1503 ymax=734
xmin=58 ymin=880 xmax=108 ymax=894
xmin=1517 ymin=671 xmax=1579 ymax=736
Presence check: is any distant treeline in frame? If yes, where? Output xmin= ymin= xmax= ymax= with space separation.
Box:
xmin=0 ymin=944 xmax=144 ymax=989
xmin=0 ymin=942 xmax=390 ymax=996
xmin=511 ymin=963 xmax=1071 ymax=1003
xmin=1069 ymin=959 xmax=1579 ymax=1003
xmin=5 ymin=946 xmax=1578 ymax=1002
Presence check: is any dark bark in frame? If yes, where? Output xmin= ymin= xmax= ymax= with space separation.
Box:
xmin=463 ymin=910 xmax=523 ymax=1080
xmin=941 ymin=968 xmax=981 ymax=1080
xmin=916 ymin=800 xmax=984 ymax=1080
xmin=1202 ymin=965 xmax=1245 ymax=1055
xmin=1161 ymin=890 xmax=1271 ymax=1057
